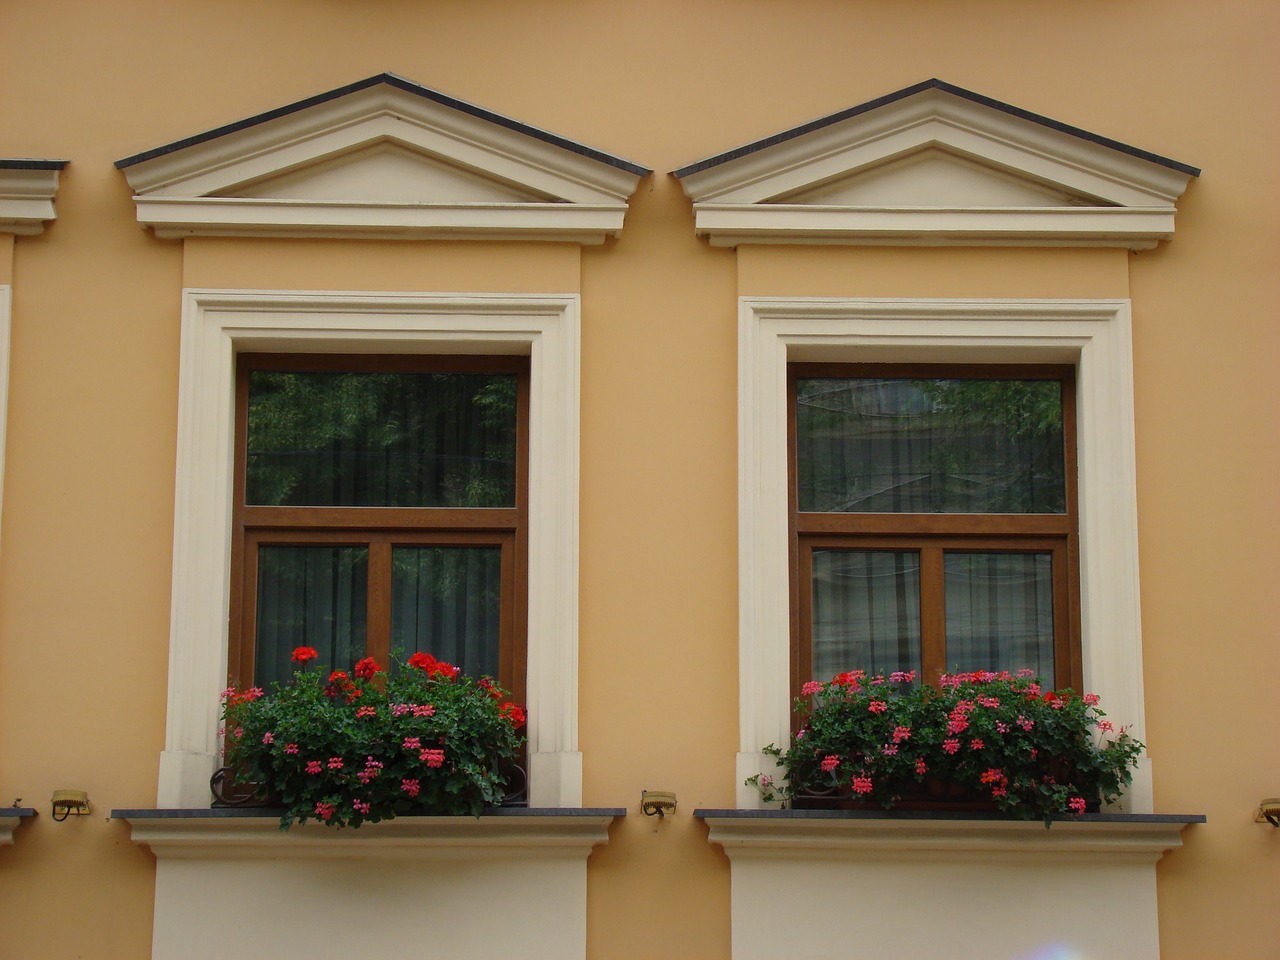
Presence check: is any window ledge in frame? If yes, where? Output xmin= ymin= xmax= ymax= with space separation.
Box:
xmin=0 ymin=808 xmax=37 ymax=847
xmin=696 ymin=808 xmax=1203 ymax=862
xmin=114 ymin=806 xmax=623 ymax=861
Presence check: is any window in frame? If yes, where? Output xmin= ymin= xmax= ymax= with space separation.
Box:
xmin=734 ymin=298 xmax=1148 ymax=811
xmin=230 ymin=355 xmax=528 ymax=702
xmin=788 ymin=364 xmax=1080 ymax=699
xmin=159 ymin=290 xmax=581 ymax=809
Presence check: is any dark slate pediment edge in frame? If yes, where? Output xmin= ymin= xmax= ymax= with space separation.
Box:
xmin=114 ymin=73 xmax=650 ymax=177
xmin=671 ymin=78 xmax=1200 ymax=179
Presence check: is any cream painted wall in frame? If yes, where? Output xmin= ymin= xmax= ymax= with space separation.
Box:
xmin=0 ymin=1 xmax=1276 ymax=958
xmin=182 ymin=238 xmax=581 ymax=294
xmin=0 ymin=235 xmax=13 ymax=284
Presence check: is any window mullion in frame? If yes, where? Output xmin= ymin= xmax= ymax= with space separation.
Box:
xmin=366 ymin=540 xmax=392 ymax=667
xmin=920 ymin=546 xmax=946 ymax=683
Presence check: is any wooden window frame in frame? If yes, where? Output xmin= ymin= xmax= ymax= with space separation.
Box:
xmin=787 ymin=362 xmax=1081 ymax=705
xmin=229 ymin=353 xmax=530 ymax=706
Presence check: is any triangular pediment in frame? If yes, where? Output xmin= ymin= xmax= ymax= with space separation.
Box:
xmin=673 ymin=80 xmax=1197 ymax=249
xmin=116 ymin=74 xmax=648 ymax=242
xmin=214 ymin=140 xmax=556 ymax=204
xmin=769 ymin=147 xmax=1111 ymax=208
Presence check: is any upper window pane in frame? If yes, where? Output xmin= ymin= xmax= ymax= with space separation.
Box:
xmin=796 ymin=377 xmax=1066 ymax=514
xmin=246 ymin=371 xmax=518 ymax=507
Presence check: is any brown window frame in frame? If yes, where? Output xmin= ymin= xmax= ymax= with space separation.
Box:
xmin=228 ymin=353 xmax=530 ymax=707
xmin=788 ymin=362 xmax=1081 ymax=705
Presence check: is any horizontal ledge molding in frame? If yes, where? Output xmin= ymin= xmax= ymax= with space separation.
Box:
xmin=696 ymin=809 xmax=1204 ymax=861
xmin=115 ymin=807 xmax=623 ymax=860
xmin=694 ymin=205 xmax=1174 ymax=249
xmin=135 ymin=198 xmax=627 ymax=243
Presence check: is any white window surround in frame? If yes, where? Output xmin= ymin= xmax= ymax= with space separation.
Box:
xmin=0 ymin=286 xmax=10 ymax=556
xmin=736 ymin=296 xmax=1150 ymax=811
xmin=160 ymin=289 xmax=581 ymax=808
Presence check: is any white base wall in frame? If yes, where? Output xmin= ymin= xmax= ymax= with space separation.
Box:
xmin=732 ymin=855 xmax=1155 ymax=959
xmin=122 ymin=812 xmax=617 ymax=960
xmin=703 ymin=813 xmax=1199 ymax=960
xmin=153 ymin=854 xmax=586 ymax=960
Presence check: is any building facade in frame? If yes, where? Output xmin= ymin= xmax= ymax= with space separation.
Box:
xmin=1 ymin=2 xmax=1276 ymax=957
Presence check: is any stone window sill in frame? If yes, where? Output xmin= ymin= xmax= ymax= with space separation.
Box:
xmin=695 ymin=808 xmax=1203 ymax=860
xmin=113 ymin=806 xmax=623 ymax=860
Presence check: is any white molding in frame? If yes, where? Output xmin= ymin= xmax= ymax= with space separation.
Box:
xmin=124 ymin=812 xmax=616 ymax=960
xmin=122 ymin=811 xmax=615 ymax=861
xmin=133 ymin=197 xmax=632 ymax=243
xmin=0 ymin=287 xmax=9 ymax=557
xmin=120 ymin=83 xmax=645 ymax=243
xmin=736 ymin=297 xmax=1149 ymax=811
xmin=690 ymin=204 xmax=1176 ymax=249
xmin=702 ymin=813 xmax=1196 ymax=960
xmin=159 ymin=289 xmax=581 ymax=808
xmin=0 ymin=813 xmax=31 ymax=846
xmin=675 ymin=87 xmax=1195 ymax=249
xmin=0 ymin=168 xmax=61 ymax=235
xmin=702 ymin=813 xmax=1195 ymax=862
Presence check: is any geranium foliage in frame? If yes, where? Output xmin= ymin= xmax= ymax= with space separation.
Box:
xmin=221 ymin=649 xmax=525 ymax=828
xmin=747 ymin=670 xmax=1143 ymax=825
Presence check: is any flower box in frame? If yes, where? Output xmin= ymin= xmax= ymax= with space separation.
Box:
xmin=219 ymin=648 xmax=526 ymax=828
xmin=748 ymin=670 xmax=1140 ymax=825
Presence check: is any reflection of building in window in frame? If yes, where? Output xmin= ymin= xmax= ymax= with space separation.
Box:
xmin=789 ymin=364 xmax=1079 ymax=699
xmin=230 ymin=355 xmax=528 ymax=705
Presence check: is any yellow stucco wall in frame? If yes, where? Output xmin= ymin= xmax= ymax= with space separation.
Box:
xmin=1 ymin=1 xmax=1277 ymax=958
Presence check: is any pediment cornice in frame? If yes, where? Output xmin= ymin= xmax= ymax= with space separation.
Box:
xmin=673 ymin=80 xmax=1198 ymax=249
xmin=117 ymin=74 xmax=649 ymax=243
xmin=0 ymin=160 xmax=67 ymax=236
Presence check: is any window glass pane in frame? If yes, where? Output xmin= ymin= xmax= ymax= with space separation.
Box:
xmin=811 ymin=550 xmax=921 ymax=681
xmin=796 ymin=377 xmax=1065 ymax=514
xmin=391 ymin=546 xmax=502 ymax=679
xmin=944 ymin=552 xmax=1054 ymax=685
xmin=255 ymin=546 xmax=368 ymax=688
xmin=246 ymin=371 xmax=518 ymax=508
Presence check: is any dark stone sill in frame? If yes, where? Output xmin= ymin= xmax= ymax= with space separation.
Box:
xmin=695 ymin=808 xmax=1205 ymax=824
xmin=0 ymin=808 xmax=37 ymax=818
xmin=112 ymin=806 xmax=625 ymax=820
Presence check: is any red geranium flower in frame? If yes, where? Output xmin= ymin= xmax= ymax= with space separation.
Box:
xmin=406 ymin=651 xmax=459 ymax=680
xmin=354 ymin=657 xmax=380 ymax=680
xmin=291 ymin=646 xmax=319 ymax=663
xmin=406 ymin=652 xmax=437 ymax=672
xmin=324 ymin=670 xmax=353 ymax=699
xmin=498 ymin=701 xmax=527 ymax=728
xmin=431 ymin=660 xmax=460 ymax=681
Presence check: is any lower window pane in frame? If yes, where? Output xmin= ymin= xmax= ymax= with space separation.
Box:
xmin=811 ymin=550 xmax=921 ymax=681
xmin=944 ymin=552 xmax=1054 ymax=684
xmin=391 ymin=546 xmax=502 ymax=679
xmin=255 ymin=545 xmax=368 ymax=688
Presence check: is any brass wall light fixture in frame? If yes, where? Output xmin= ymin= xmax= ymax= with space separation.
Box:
xmin=641 ymin=790 xmax=677 ymax=818
xmin=51 ymin=790 xmax=91 ymax=822
xmin=1256 ymin=798 xmax=1280 ymax=827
